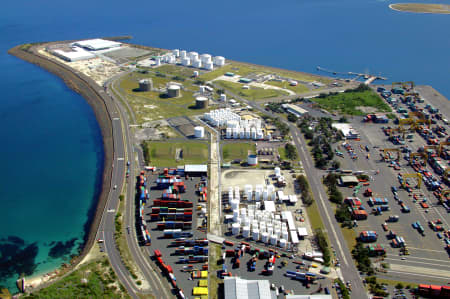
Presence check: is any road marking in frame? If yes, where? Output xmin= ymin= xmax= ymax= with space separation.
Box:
xmin=388 ymin=268 xmax=450 ymax=280
xmin=384 ymin=257 xmax=450 ymax=268
xmin=386 ymin=254 xmax=450 ymax=264
xmin=113 ymin=117 xmax=120 ymax=120
xmin=117 ymin=157 xmax=124 ymax=160
xmin=403 ymin=246 xmax=448 ymax=253
xmin=107 ymin=209 xmax=116 ymax=213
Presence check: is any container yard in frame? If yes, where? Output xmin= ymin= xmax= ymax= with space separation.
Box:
xmin=135 ymin=166 xmax=208 ymax=298
xmin=328 ymin=83 xmax=450 ymax=285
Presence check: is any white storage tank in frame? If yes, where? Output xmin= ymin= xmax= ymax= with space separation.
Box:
xmin=279 ymin=238 xmax=287 ymax=248
xmin=261 ymin=232 xmax=269 ymax=243
xmin=239 ymin=128 xmax=245 ymax=139
xmin=251 ymin=127 xmax=257 ymax=139
xmin=242 ymin=226 xmax=250 ymax=238
xmin=270 ymin=234 xmax=278 ymax=245
xmin=200 ymin=54 xmax=212 ymax=63
xmin=181 ymin=57 xmax=191 ymax=66
xmin=214 ymin=56 xmax=225 ymax=66
xmin=196 ymin=96 xmax=209 ymax=109
xmin=204 ymin=61 xmax=214 ymax=71
xmin=282 ymin=230 xmax=289 ymax=241
xmin=193 ymin=70 xmax=199 ymax=77
xmin=227 ymin=120 xmax=239 ymax=128
xmin=172 ymin=49 xmax=180 ymax=57
xmin=247 ymin=154 xmax=258 ymax=166
xmin=233 ymin=128 xmax=239 ymax=139
xmin=220 ymin=94 xmax=227 ymax=102
xmin=155 ymin=57 xmax=161 ymax=66
xmin=267 ymin=227 xmax=274 ymax=236
xmin=275 ymin=167 xmax=281 ymax=177
xmin=194 ymin=126 xmax=205 ymax=138
xmin=226 ymin=128 xmax=232 ymax=139
xmin=193 ymin=59 xmax=202 ymax=68
xmin=199 ymin=86 xmax=206 ymax=94
xmin=274 ymin=229 xmax=281 ymax=238
xmin=230 ymin=199 xmax=239 ymax=210
xmin=232 ymin=223 xmax=240 ymax=235
xmin=167 ymin=85 xmax=181 ymax=98
xmin=189 ymin=51 xmax=198 ymax=60
xmin=252 ymin=229 xmax=260 ymax=241
xmin=233 ymin=210 xmax=240 ymax=222
xmin=180 ymin=50 xmax=187 ymax=59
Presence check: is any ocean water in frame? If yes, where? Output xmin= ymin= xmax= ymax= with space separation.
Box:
xmin=1 ymin=0 xmax=449 ymax=293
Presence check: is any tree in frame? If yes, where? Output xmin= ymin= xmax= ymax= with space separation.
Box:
xmin=331 ymin=160 xmax=341 ymax=169
xmin=339 ymin=116 xmax=348 ymax=123
xmin=285 ymin=143 xmax=298 ymax=160
xmin=395 ymin=283 xmax=404 ymax=290
xmin=287 ymin=113 xmax=298 ymax=123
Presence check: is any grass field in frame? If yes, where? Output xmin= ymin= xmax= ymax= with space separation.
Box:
xmin=23 ymin=258 xmax=130 ymax=299
xmin=306 ymin=201 xmax=326 ymax=232
xmin=222 ymin=142 xmax=256 ymax=161
xmin=118 ymin=73 xmax=210 ymax=124
xmin=215 ymin=80 xmax=288 ymax=101
xmin=199 ymin=61 xmax=331 ymax=84
xmin=376 ymin=278 xmax=418 ymax=289
xmin=153 ymin=64 xmax=199 ymax=78
xmin=209 ymin=244 xmax=223 ymax=299
xmin=143 ymin=141 xmax=209 ymax=166
xmin=312 ymin=89 xmax=392 ymax=115
xmin=265 ymin=80 xmax=310 ymax=94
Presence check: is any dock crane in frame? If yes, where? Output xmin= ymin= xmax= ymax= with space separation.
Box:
xmin=401 ymin=173 xmax=422 ymax=189
xmin=409 ymin=152 xmax=428 ymax=166
xmin=383 ymin=148 xmax=401 ymax=161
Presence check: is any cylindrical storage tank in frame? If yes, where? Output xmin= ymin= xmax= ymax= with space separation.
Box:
xmin=244 ymin=217 xmax=250 ymax=227
xmin=255 ymin=190 xmax=260 ymax=201
xmin=274 ymin=167 xmax=281 ymax=177
xmin=245 ymin=127 xmax=251 ymax=139
xmin=231 ymin=199 xmax=239 ymax=210
xmin=274 ymin=229 xmax=281 ymax=238
xmin=239 ymin=128 xmax=245 ymax=139
xmin=194 ymin=126 xmax=205 ymax=138
xmin=200 ymin=54 xmax=212 ymax=63
xmin=233 ymin=210 xmax=239 ymax=222
xmin=270 ymin=234 xmax=278 ymax=245
xmin=214 ymin=56 xmax=225 ymax=66
xmin=193 ymin=70 xmax=199 ymax=77
xmin=252 ymin=229 xmax=259 ymax=241
xmin=251 ymin=220 xmax=259 ymax=229
xmin=227 ymin=120 xmax=239 ymax=129
xmin=232 ymin=223 xmax=240 ymax=235
xmin=226 ymin=128 xmax=232 ymax=139
xmin=189 ymin=52 xmax=198 ymax=60
xmin=247 ymin=154 xmax=258 ymax=166
xmin=282 ymin=230 xmax=289 ymax=241
xmin=246 ymin=191 xmax=252 ymax=201
xmin=155 ymin=57 xmax=161 ymax=66
xmin=242 ymin=226 xmax=250 ymax=238
xmin=240 ymin=207 xmax=247 ymax=216
xmin=261 ymin=232 xmax=269 ymax=244
xmin=139 ymin=79 xmax=152 ymax=91
xmin=263 ymin=190 xmax=268 ymax=200
xmin=233 ymin=128 xmax=239 ymax=139
xmin=193 ymin=59 xmax=202 ymax=68
xmin=181 ymin=57 xmax=191 ymax=66
xmin=204 ymin=61 xmax=214 ymax=71
xmin=251 ymin=127 xmax=257 ymax=139
xmin=195 ymin=96 xmax=209 ymax=109
xmin=220 ymin=94 xmax=227 ymax=102
xmin=180 ymin=50 xmax=187 ymax=59
xmin=167 ymin=85 xmax=181 ymax=98
xmin=279 ymin=238 xmax=287 ymax=248
xmin=199 ymin=86 xmax=206 ymax=94
xmin=267 ymin=227 xmax=273 ymax=236
xmin=172 ymin=49 xmax=180 ymax=57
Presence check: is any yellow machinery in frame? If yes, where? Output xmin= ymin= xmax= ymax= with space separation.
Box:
xmin=398 ymin=118 xmax=414 ymax=127
xmin=409 ymin=152 xmax=428 ymax=166
xmin=404 ymin=92 xmax=420 ymax=101
xmin=389 ymin=127 xmax=406 ymax=139
xmin=438 ymin=141 xmax=450 ymax=155
xmin=383 ymin=148 xmax=400 ymax=161
xmin=401 ymin=173 xmax=422 ymax=189
xmin=443 ymin=169 xmax=450 ymax=180
xmin=440 ymin=189 xmax=450 ymax=204
xmin=392 ymin=81 xmax=414 ymax=90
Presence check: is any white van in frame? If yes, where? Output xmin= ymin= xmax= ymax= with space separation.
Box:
xmin=443 ymin=119 xmax=449 ymax=125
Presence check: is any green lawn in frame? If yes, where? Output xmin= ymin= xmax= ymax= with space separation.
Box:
xmin=222 ymin=142 xmax=256 ymax=161
xmin=143 ymin=141 xmax=209 ymax=166
xmin=118 ymin=73 xmax=210 ymax=124
xmin=153 ymin=64 xmax=198 ymax=78
xmin=306 ymin=201 xmax=326 ymax=232
xmin=264 ymin=80 xmax=310 ymax=94
xmin=209 ymin=244 xmax=223 ymax=299
xmin=23 ymin=258 xmax=130 ymax=299
xmin=215 ymin=80 xmax=288 ymax=101
xmin=312 ymin=89 xmax=392 ymax=116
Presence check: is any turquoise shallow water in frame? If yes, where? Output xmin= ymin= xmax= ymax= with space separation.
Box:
xmin=1 ymin=0 xmax=449 ymax=293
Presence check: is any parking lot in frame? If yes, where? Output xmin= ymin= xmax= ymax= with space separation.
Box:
xmin=139 ymin=170 xmax=208 ymax=297
xmin=333 ymin=85 xmax=450 ymax=285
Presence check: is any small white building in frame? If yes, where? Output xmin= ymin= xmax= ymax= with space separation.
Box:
xmin=282 ymin=104 xmax=308 ymax=117
xmin=332 ymin=123 xmax=360 ymax=139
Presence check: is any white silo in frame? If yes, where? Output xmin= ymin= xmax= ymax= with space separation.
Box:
xmin=282 ymin=230 xmax=289 ymax=241
xmin=233 ymin=210 xmax=240 ymax=223
xmin=247 ymin=154 xmax=258 ymax=166
xmin=193 ymin=59 xmax=202 ymax=68
xmin=193 ymin=70 xmax=199 ymax=77
xmin=232 ymin=223 xmax=240 ymax=235
xmin=194 ymin=126 xmax=205 ymax=138
xmin=199 ymin=86 xmax=206 ymax=94
xmin=226 ymin=128 xmax=232 ymax=139
xmin=270 ymin=234 xmax=278 ymax=246
xmin=240 ymin=207 xmax=247 ymax=216
xmin=267 ymin=226 xmax=273 ymax=236
xmin=227 ymin=120 xmax=239 ymax=129
xmin=204 ymin=61 xmax=214 ymax=71
xmin=214 ymin=56 xmax=225 ymax=66
xmin=251 ymin=127 xmax=257 ymax=139
xmin=254 ymin=189 xmax=260 ymax=201
xmin=220 ymin=94 xmax=227 ymax=102
xmin=257 ymin=129 xmax=264 ymax=139
xmin=233 ymin=128 xmax=239 ymax=139
xmin=189 ymin=51 xmax=198 ymax=60
xmin=245 ymin=126 xmax=251 ymax=139
xmin=275 ymin=167 xmax=281 ymax=177
xmin=274 ymin=228 xmax=281 ymax=238
xmin=200 ymin=54 xmax=212 ymax=64
xmin=235 ymin=186 xmax=240 ymax=199
xmin=181 ymin=57 xmax=191 ymax=66
xmin=155 ymin=57 xmax=161 ymax=66
xmin=242 ymin=226 xmax=250 ymax=238
xmin=252 ymin=229 xmax=260 ymax=241
xmin=180 ymin=50 xmax=187 ymax=59
xmin=279 ymin=238 xmax=287 ymax=249
xmin=244 ymin=217 xmax=250 ymax=227
xmin=231 ymin=199 xmax=239 ymax=211
xmin=239 ymin=128 xmax=245 ymax=139
xmin=172 ymin=49 xmax=180 ymax=57
xmin=263 ymin=190 xmax=268 ymax=201
xmin=261 ymin=232 xmax=269 ymax=244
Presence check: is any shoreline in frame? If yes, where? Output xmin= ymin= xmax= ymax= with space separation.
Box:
xmin=8 ymin=42 xmax=115 ymax=292
xmin=389 ymin=3 xmax=450 ymax=14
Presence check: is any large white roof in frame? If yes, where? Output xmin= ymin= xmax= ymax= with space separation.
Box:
xmin=51 ymin=47 xmax=95 ymax=61
xmin=224 ymin=277 xmax=273 ymax=299
xmin=184 ymin=164 xmax=207 ymax=173
xmin=73 ymin=39 xmax=121 ymax=51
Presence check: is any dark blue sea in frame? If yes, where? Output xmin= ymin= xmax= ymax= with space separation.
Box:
xmin=1 ymin=0 xmax=449 ymax=293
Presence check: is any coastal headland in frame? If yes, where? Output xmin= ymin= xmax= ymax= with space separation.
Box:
xmin=7 ymin=41 xmax=116 ymax=281
xmin=389 ymin=3 xmax=450 ymax=14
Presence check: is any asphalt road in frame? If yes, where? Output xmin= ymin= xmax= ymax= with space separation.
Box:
xmin=104 ymin=77 xmax=174 ymax=298
xmin=215 ymin=84 xmax=369 ymax=299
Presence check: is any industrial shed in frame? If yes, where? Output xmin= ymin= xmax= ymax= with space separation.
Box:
xmin=184 ymin=164 xmax=207 ymax=176
xmin=339 ymin=175 xmax=359 ymax=186
xmin=224 ymin=277 xmax=274 ymax=299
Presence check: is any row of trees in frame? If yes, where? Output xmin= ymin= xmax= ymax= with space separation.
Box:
xmin=284 ymin=143 xmax=298 ymax=160
xmin=323 ymin=173 xmax=352 ymax=226
xmin=315 ymin=229 xmax=331 ymax=267
xmin=296 ymin=175 xmax=313 ymax=206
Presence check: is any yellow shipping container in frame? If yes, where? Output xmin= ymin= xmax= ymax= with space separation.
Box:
xmin=198 ymin=280 xmax=208 ymax=287
xmin=201 ymin=271 xmax=208 ymax=278
xmin=193 ymin=287 xmax=208 ymax=296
